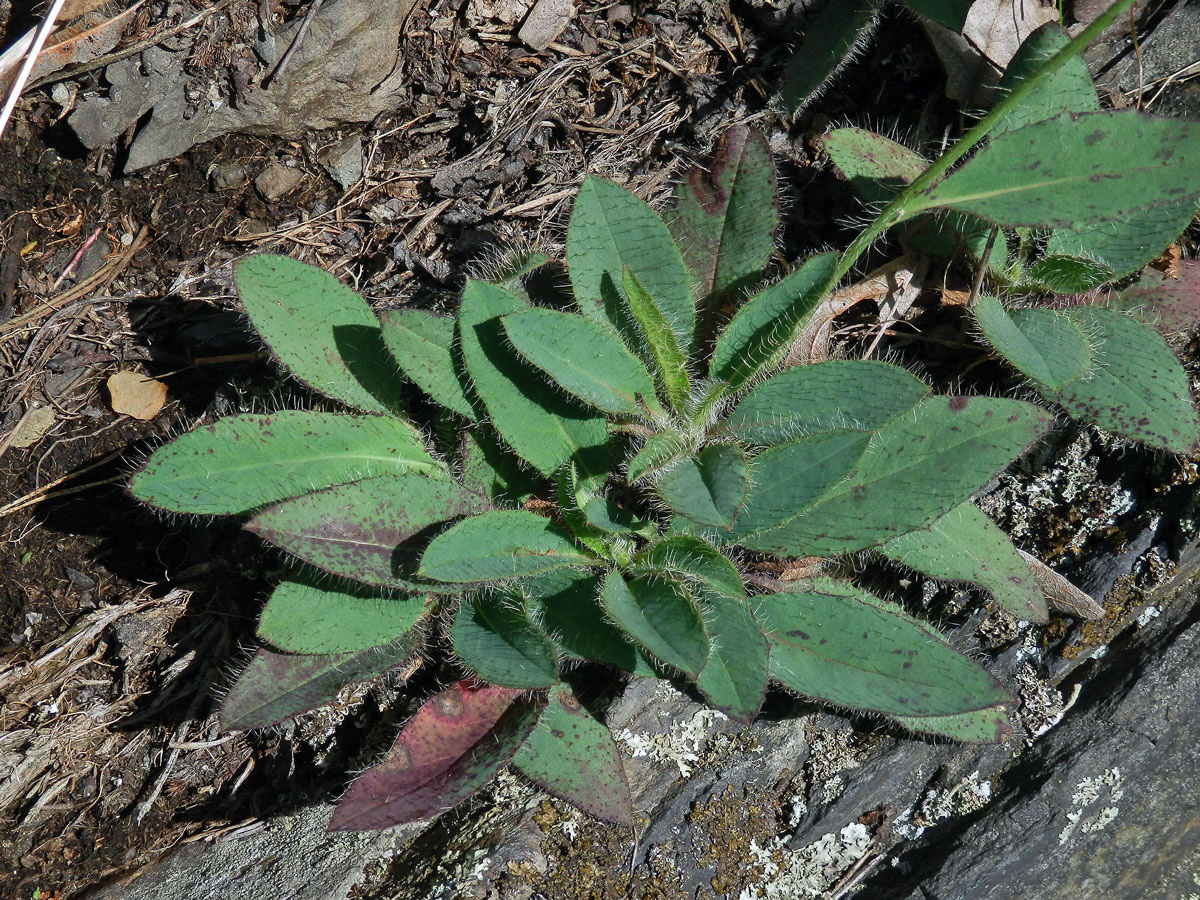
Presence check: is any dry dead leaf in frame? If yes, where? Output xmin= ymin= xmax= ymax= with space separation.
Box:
xmin=8 ymin=405 xmax=56 ymax=449
xmin=107 ymin=370 xmax=167 ymax=420
xmin=1019 ymin=549 xmax=1106 ymax=620
xmin=963 ymin=0 xmax=1059 ymax=70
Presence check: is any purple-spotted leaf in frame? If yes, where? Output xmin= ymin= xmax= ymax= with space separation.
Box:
xmin=668 ymin=126 xmax=777 ymax=304
xmin=219 ymin=636 xmax=421 ymax=731
xmin=512 ymin=685 xmax=635 ymax=825
xmin=913 ymin=111 xmax=1200 ymax=230
xmin=247 ymin=472 xmax=485 ymax=591
xmin=328 ymin=681 xmax=541 ymax=830
xmin=419 ymin=509 xmax=595 ymax=583
xmin=759 ymin=578 xmax=1012 ymax=717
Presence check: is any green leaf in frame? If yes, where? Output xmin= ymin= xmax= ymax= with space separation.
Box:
xmin=501 ymin=308 xmax=662 ymax=417
xmin=556 ymin=463 xmax=611 ymax=558
xmin=914 ymin=110 xmax=1200 ymax=230
xmin=695 ymin=593 xmax=768 ymax=724
xmin=458 ymin=427 xmax=541 ymax=504
xmin=741 ymin=396 xmax=1053 ymax=557
xmin=246 ymin=472 xmax=484 ymax=591
xmin=902 ymin=0 xmax=970 ymax=30
xmin=781 ymin=0 xmax=879 ymax=114
xmin=975 ymin=296 xmax=1093 ymax=390
xmin=709 ymin=253 xmax=839 ymax=388
xmin=233 ymin=255 xmax=401 ymax=414
xmin=220 ymin=637 xmax=421 ymax=731
xmin=600 ymin=572 xmax=709 ymax=676
xmin=633 ymin=535 xmax=745 ymax=600
xmin=130 ymin=411 xmax=444 ymax=515
xmin=626 ymin=430 xmax=689 ymax=483
xmin=1044 ymin=198 xmax=1200 ymax=284
xmin=823 ymin=128 xmax=927 ymax=205
xmin=892 ymin=705 xmax=1013 ymax=743
xmin=567 ymin=175 xmax=695 ymax=349
xmin=992 ymin=23 xmax=1098 ymax=138
xmin=457 ymin=279 xmax=607 ymax=477
xmin=730 ymin=431 xmax=871 ymax=538
xmin=378 ymin=309 xmax=477 ymax=420
xmin=668 ymin=126 xmax=778 ymax=304
xmin=760 ymin=578 xmax=1011 ymax=716
xmin=1045 ymin=307 xmax=1199 ymax=452
xmin=257 ymin=577 xmax=431 ymax=654
xmin=653 ymin=445 xmax=749 ymax=529
xmin=622 ymin=267 xmax=691 ymax=413
xmin=512 ymin=685 xmax=635 ymax=825
xmin=523 ymin=570 xmax=656 ymax=676
xmin=878 ymin=502 xmax=1049 ymax=623
xmin=720 ymin=360 xmax=929 ymax=446
xmin=1026 ymin=255 xmax=1115 ymax=293
xmin=419 ymin=509 xmax=595 ymax=583
xmin=583 ymin=497 xmax=655 ymax=537
xmin=451 ymin=590 xmax=559 ymax=688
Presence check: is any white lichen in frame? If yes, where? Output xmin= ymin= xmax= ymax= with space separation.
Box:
xmin=618 ymin=706 xmax=728 ymax=777
xmin=738 ymin=823 xmax=873 ymax=900
xmin=1059 ymin=767 xmax=1124 ymax=845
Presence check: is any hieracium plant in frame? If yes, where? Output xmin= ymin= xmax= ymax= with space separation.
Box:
xmin=131 ymin=0 xmax=1200 ymax=829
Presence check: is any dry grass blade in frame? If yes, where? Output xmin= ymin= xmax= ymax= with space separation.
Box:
xmin=1019 ymin=549 xmax=1106 ymax=620
xmin=0 ymin=0 xmax=70 ymax=140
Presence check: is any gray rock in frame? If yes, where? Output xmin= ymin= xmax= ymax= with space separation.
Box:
xmin=209 ymin=163 xmax=249 ymax=191
xmin=254 ymin=162 xmax=304 ymax=201
xmin=69 ymin=0 xmax=418 ymax=173
xmin=318 ymin=136 xmax=363 ymax=190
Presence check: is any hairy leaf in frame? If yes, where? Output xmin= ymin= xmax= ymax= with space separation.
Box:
xmin=696 ymin=593 xmax=769 ymax=723
xmin=992 ymin=23 xmax=1098 ymax=138
xmin=524 ymin=570 xmax=657 ymax=676
xmin=760 ymin=579 xmax=1011 ymax=716
xmin=893 ymin=705 xmax=1013 ymax=743
xmin=247 ymin=473 xmax=482 ymax=590
xmin=709 ymin=253 xmax=839 ymax=388
xmin=633 ymin=535 xmax=745 ymax=599
xmin=1045 ymin=199 xmax=1200 ymax=284
xmin=654 ymin=444 xmax=749 ymax=529
xmin=502 ymin=308 xmax=662 ymax=417
xmin=878 ymin=502 xmax=1048 ymax=622
xmin=130 ymin=411 xmax=443 ymax=515
xmin=915 ymin=111 xmax=1200 ymax=229
xmin=903 ymin=0 xmax=971 ymax=30
xmin=419 ymin=509 xmax=595 ymax=583
xmin=720 ymin=359 xmax=929 ymax=446
xmin=458 ymin=427 xmax=541 ymax=504
xmin=379 ymin=309 xmax=477 ymax=420
xmin=782 ymin=0 xmax=879 ymax=113
xmin=975 ymin=296 xmax=1093 ymax=390
xmin=327 ymin=682 xmax=540 ymax=830
xmin=668 ymin=125 xmax=778 ymax=304
xmin=451 ymin=591 xmax=559 ymax=688
xmin=458 ymin=279 xmax=607 ymax=477
xmin=601 ymin=572 xmax=709 ymax=676
xmin=584 ymin=496 xmax=655 ymax=536
xmin=1045 ymin=307 xmax=1199 ymax=452
xmin=257 ymin=577 xmax=432 ymax=654
xmin=233 ymin=255 xmax=402 ymax=414
xmin=512 ymin=685 xmax=635 ymax=825
xmin=622 ymin=267 xmax=691 ymax=413
xmin=626 ymin=430 xmax=689 ymax=483
xmin=568 ymin=175 xmax=695 ymax=349
xmin=741 ymin=397 xmax=1053 ymax=556
xmin=1026 ymin=254 xmax=1115 ymax=293
xmin=220 ymin=637 xmax=420 ymax=731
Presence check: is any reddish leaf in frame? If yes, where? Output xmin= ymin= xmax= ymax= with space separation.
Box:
xmin=328 ymin=681 xmax=541 ymax=831
xmin=1099 ymin=259 xmax=1200 ymax=335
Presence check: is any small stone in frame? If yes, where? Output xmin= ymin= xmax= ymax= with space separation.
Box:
xmin=318 ymin=136 xmax=363 ymax=190
xmin=254 ymin=162 xmax=304 ymax=201
xmin=210 ymin=163 xmax=248 ymax=191
xmin=518 ymin=0 xmax=575 ymax=50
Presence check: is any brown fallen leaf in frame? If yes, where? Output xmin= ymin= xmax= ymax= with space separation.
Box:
xmin=962 ymin=0 xmax=1059 ymax=70
xmin=1019 ymin=549 xmax=1106 ymax=620
xmin=8 ymin=405 xmax=56 ymax=449
xmin=107 ymin=370 xmax=167 ymax=420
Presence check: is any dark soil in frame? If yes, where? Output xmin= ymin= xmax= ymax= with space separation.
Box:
xmin=0 ymin=0 xmax=1195 ymax=897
